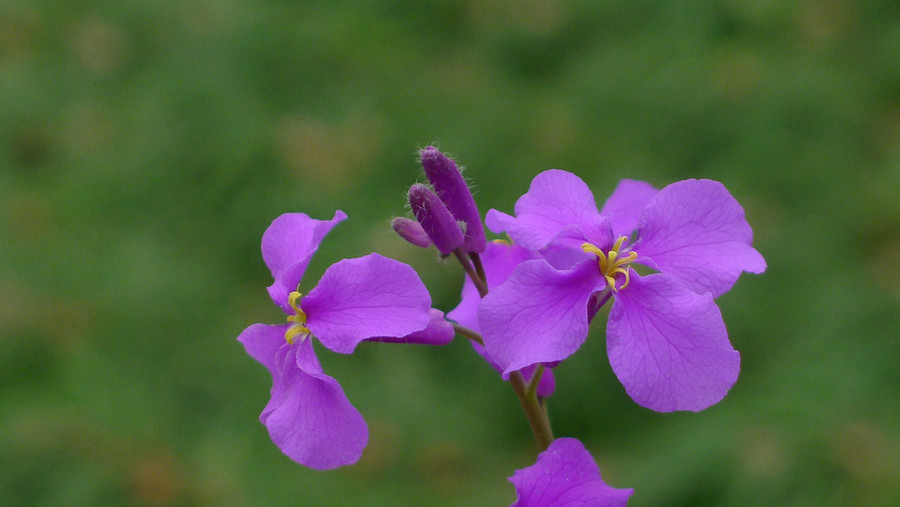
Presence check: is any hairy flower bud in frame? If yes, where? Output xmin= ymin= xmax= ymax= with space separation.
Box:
xmin=420 ymin=146 xmax=486 ymax=253
xmin=408 ymin=183 xmax=465 ymax=255
xmin=391 ymin=217 xmax=433 ymax=248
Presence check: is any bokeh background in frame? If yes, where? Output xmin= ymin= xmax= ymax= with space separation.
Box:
xmin=2 ymin=1 xmax=899 ymax=505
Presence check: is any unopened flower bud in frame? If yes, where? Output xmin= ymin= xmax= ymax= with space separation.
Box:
xmin=408 ymin=183 xmax=465 ymax=255
xmin=420 ymin=146 xmax=486 ymax=253
xmin=391 ymin=217 xmax=433 ymax=248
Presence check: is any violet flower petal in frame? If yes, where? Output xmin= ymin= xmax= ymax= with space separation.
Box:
xmin=237 ymin=323 xmax=287 ymax=383
xmin=446 ymin=241 xmax=555 ymax=396
xmin=509 ymin=437 xmax=633 ymax=507
xmin=237 ymin=323 xmax=303 ymax=437
xmin=420 ymin=146 xmax=486 ymax=253
xmin=368 ymin=308 xmax=454 ymax=346
xmin=447 ymin=241 xmax=537 ymax=332
xmin=607 ymin=273 xmax=740 ymax=412
xmin=303 ymin=253 xmax=432 ymax=354
xmin=237 ymin=325 xmax=367 ymax=469
xmin=262 ymin=211 xmax=347 ymax=312
xmin=485 ymin=170 xmax=607 ymax=252
xmin=479 ymin=259 xmax=605 ymax=374
xmin=599 ymin=178 xmax=659 ymax=238
xmin=635 ymin=179 xmax=766 ymax=297
xmin=271 ymin=339 xmax=368 ymax=469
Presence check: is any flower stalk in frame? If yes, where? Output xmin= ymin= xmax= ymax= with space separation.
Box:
xmin=453 ymin=248 xmax=488 ymax=298
xmin=451 ymin=322 xmax=484 ymax=346
xmin=450 ymin=249 xmax=554 ymax=451
xmin=509 ymin=370 xmax=554 ymax=451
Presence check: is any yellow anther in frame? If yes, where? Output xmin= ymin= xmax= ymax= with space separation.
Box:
xmin=581 ymin=243 xmax=604 ymax=257
xmin=285 ymin=291 xmax=311 ymax=344
xmin=581 ymin=236 xmax=638 ymax=292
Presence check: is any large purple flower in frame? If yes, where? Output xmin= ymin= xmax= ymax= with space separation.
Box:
xmin=480 ymin=170 xmax=766 ymax=412
xmin=509 ymin=437 xmax=633 ymax=507
xmin=238 ymin=211 xmax=450 ymax=469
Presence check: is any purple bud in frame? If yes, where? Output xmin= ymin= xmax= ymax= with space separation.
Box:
xmin=420 ymin=146 xmax=486 ymax=253
xmin=391 ymin=217 xmax=433 ymax=248
xmin=408 ymin=183 xmax=465 ymax=255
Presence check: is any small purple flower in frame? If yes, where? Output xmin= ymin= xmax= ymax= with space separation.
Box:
xmin=509 ymin=437 xmax=633 ymax=507
xmin=480 ymin=170 xmax=766 ymax=412
xmin=238 ymin=211 xmax=446 ymax=469
xmin=420 ymin=146 xmax=486 ymax=253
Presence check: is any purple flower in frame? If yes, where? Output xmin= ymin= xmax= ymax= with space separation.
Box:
xmin=509 ymin=437 xmax=633 ymax=507
xmin=238 ymin=211 xmax=447 ymax=469
xmin=480 ymin=170 xmax=766 ymax=412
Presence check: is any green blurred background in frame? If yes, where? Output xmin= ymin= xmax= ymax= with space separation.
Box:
xmin=2 ymin=1 xmax=899 ymax=505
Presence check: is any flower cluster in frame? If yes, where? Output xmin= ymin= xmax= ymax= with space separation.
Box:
xmin=238 ymin=146 xmax=764 ymax=503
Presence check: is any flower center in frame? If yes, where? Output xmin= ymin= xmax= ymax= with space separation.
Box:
xmin=581 ymin=236 xmax=638 ymax=291
xmin=285 ymin=291 xmax=311 ymax=344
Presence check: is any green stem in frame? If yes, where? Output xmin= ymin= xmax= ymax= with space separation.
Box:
xmin=469 ymin=252 xmax=487 ymax=290
xmin=526 ymin=364 xmax=545 ymax=400
xmin=451 ymin=322 xmax=484 ymax=346
xmin=450 ymin=247 xmax=553 ymax=451
xmin=453 ymin=248 xmax=488 ymax=297
xmin=509 ymin=371 xmax=554 ymax=451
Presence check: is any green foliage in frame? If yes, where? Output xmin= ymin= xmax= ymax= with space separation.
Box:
xmin=2 ymin=0 xmax=898 ymax=505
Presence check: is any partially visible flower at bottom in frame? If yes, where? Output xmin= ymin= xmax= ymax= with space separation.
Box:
xmin=509 ymin=437 xmax=633 ymax=507
xmin=238 ymin=211 xmax=443 ymax=469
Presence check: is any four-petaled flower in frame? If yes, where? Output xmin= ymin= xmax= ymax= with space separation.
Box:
xmin=480 ymin=170 xmax=766 ymax=411
xmin=237 ymin=211 xmax=451 ymax=469
xmin=509 ymin=437 xmax=633 ymax=507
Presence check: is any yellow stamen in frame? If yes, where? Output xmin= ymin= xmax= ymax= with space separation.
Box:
xmin=581 ymin=236 xmax=638 ymax=291
xmin=285 ymin=291 xmax=311 ymax=344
